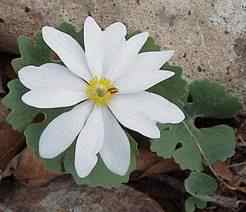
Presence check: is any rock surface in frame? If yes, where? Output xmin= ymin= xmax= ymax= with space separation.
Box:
xmin=0 ymin=176 xmax=165 ymax=212
xmin=0 ymin=0 xmax=246 ymax=106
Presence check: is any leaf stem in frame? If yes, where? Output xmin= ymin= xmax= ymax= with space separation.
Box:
xmin=182 ymin=121 xmax=235 ymax=190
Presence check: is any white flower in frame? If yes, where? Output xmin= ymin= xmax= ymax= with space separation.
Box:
xmin=18 ymin=17 xmax=185 ymax=177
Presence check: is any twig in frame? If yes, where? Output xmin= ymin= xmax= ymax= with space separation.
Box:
xmin=183 ymin=121 xmax=237 ymax=191
xmin=205 ymin=195 xmax=246 ymax=210
xmin=236 ymin=142 xmax=246 ymax=148
xmin=229 ymin=161 xmax=246 ymax=168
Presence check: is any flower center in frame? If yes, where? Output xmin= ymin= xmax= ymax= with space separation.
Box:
xmin=86 ymin=77 xmax=118 ymax=106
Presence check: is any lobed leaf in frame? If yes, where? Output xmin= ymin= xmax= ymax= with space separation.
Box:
xmin=149 ymin=64 xmax=189 ymax=106
xmin=2 ymin=79 xmax=39 ymax=132
xmin=185 ymin=197 xmax=207 ymax=212
xmin=186 ymin=80 xmax=241 ymax=118
xmin=185 ymin=172 xmax=218 ymax=199
xmin=184 ymin=172 xmax=218 ymax=212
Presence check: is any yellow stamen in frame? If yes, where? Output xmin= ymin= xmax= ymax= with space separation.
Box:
xmin=86 ymin=77 xmax=118 ymax=106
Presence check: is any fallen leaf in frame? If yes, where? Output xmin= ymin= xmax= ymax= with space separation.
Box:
xmin=212 ymin=161 xmax=246 ymax=195
xmin=0 ymin=102 xmax=8 ymax=122
xmin=141 ymin=158 xmax=180 ymax=177
xmin=136 ymin=146 xmax=180 ymax=178
xmin=0 ymin=53 xmax=17 ymax=95
xmin=13 ymin=148 xmax=62 ymax=187
xmin=213 ymin=161 xmax=235 ymax=182
xmin=0 ymin=122 xmax=25 ymax=174
xmin=0 ymin=74 xmax=4 ymax=94
xmin=0 ymin=58 xmax=5 ymax=95
xmin=0 ymin=153 xmax=20 ymax=179
xmin=137 ymin=147 xmax=162 ymax=171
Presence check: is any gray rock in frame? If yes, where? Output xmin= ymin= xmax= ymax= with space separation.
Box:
xmin=0 ymin=0 xmax=246 ymax=106
xmin=0 ymin=176 xmax=165 ymax=212
xmin=0 ymin=0 xmax=91 ymax=53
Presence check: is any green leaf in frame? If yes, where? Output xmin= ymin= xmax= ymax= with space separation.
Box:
xmin=17 ymin=33 xmax=52 ymax=68
xmin=2 ymin=22 xmax=82 ymax=132
xmin=24 ymin=109 xmax=69 ymax=172
xmin=25 ymin=123 xmax=64 ymax=172
xmin=10 ymin=23 xmax=82 ymax=74
xmin=142 ymin=34 xmax=189 ymax=106
xmin=128 ymin=31 xmax=164 ymax=52
xmin=198 ymin=125 xmax=235 ymax=164
xmin=187 ymin=80 xmax=241 ymax=118
xmin=151 ymin=79 xmax=239 ymax=210
xmin=151 ymin=79 xmax=239 ymax=171
xmin=151 ymin=79 xmax=238 ymax=209
xmin=11 ymin=32 xmax=51 ymax=73
xmin=184 ymin=172 xmax=217 ymax=212
xmin=149 ymin=65 xmax=189 ymax=106
xmin=2 ymin=79 xmax=39 ymax=132
xmin=2 ymin=31 xmax=54 ymax=132
xmin=185 ymin=172 xmax=217 ymax=199
xmin=152 ymin=120 xmax=235 ymax=171
xmin=58 ymin=22 xmax=83 ymax=45
xmin=185 ymin=197 xmax=207 ymax=212
xmin=152 ymin=123 xmax=203 ymax=171
xmin=142 ymin=37 xmax=160 ymax=52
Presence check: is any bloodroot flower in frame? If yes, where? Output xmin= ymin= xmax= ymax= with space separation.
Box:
xmin=18 ymin=17 xmax=185 ymax=177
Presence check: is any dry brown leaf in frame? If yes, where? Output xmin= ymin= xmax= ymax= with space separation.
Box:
xmin=13 ymin=148 xmax=62 ymax=187
xmin=213 ymin=161 xmax=235 ymax=182
xmin=136 ymin=148 xmax=162 ymax=171
xmin=0 ymin=75 xmax=4 ymax=94
xmin=0 ymin=152 xmax=20 ymax=179
xmin=0 ymin=53 xmax=17 ymax=96
xmin=0 ymin=102 xmax=8 ymax=122
xmin=230 ymin=162 xmax=246 ymax=194
xmin=136 ymin=146 xmax=180 ymax=178
xmin=141 ymin=159 xmax=180 ymax=177
xmin=212 ymin=161 xmax=246 ymax=194
xmin=0 ymin=122 xmax=25 ymax=173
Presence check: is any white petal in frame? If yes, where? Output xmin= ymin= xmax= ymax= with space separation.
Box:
xmin=18 ymin=63 xmax=86 ymax=90
xmin=100 ymin=108 xmax=130 ymax=176
xmin=42 ymin=26 xmax=91 ymax=81
xmin=112 ymin=92 xmax=185 ymax=124
xmin=75 ymin=106 xmax=104 ymax=177
xmin=84 ymin=16 xmax=103 ymax=76
xmin=103 ymin=22 xmax=127 ymax=76
xmin=39 ymin=101 xmax=93 ymax=158
xmin=107 ymin=32 xmax=149 ymax=80
xmin=22 ymin=89 xmax=86 ymax=108
xmin=130 ymin=50 xmax=174 ymax=73
xmin=115 ymin=70 xmax=174 ymax=93
xmin=109 ymin=97 xmax=160 ymax=138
